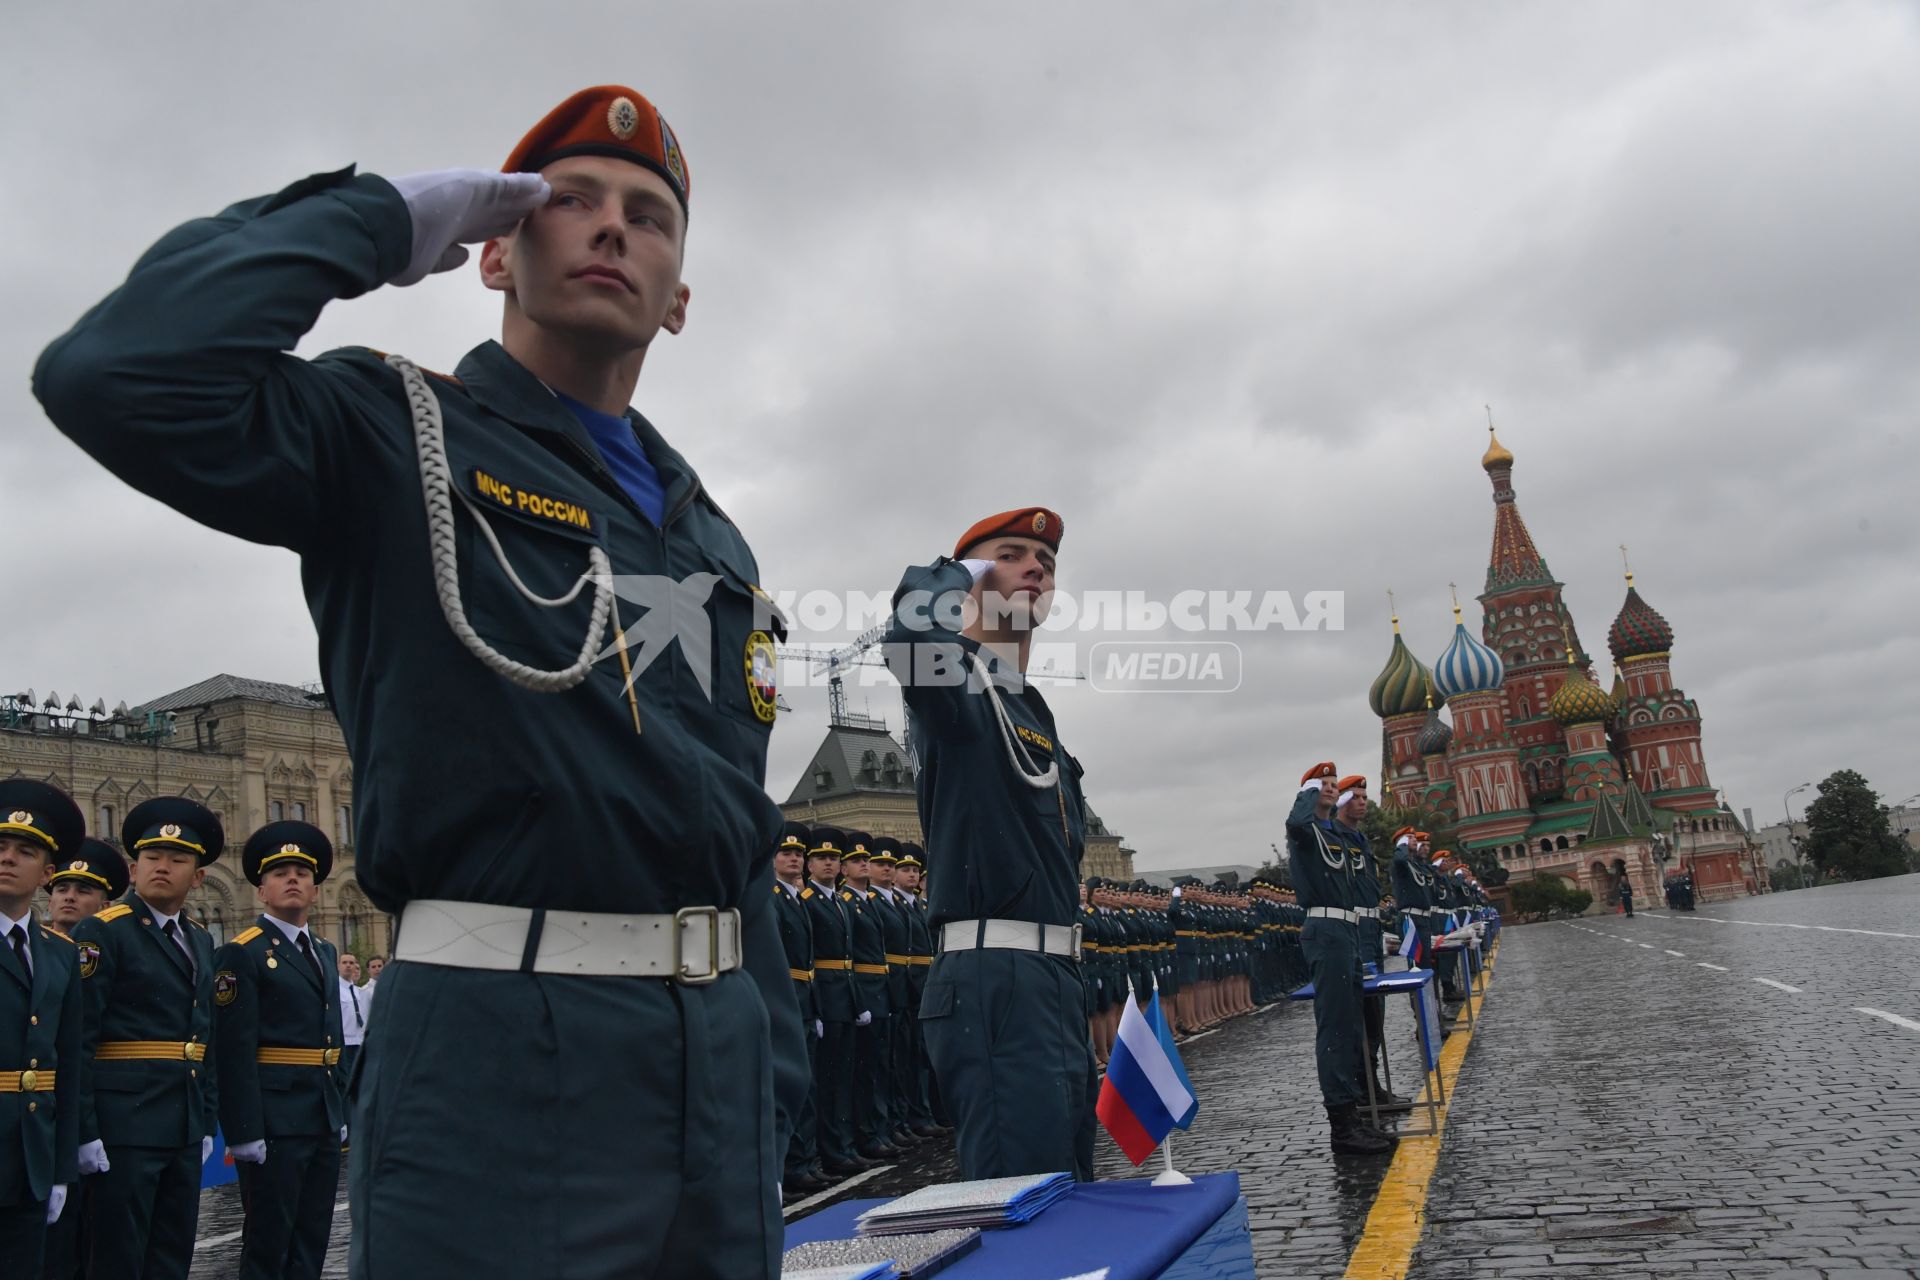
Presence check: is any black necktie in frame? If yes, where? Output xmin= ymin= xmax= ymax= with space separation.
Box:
xmin=297 ymin=932 xmax=323 ymax=981
xmin=162 ymin=919 xmax=194 ymax=981
xmin=8 ymin=925 xmax=29 ymax=983
xmin=349 ymin=984 xmax=362 ymax=1021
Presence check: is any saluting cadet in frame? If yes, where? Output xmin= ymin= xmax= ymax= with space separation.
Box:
xmin=893 ymin=848 xmax=939 ymax=1138
xmin=838 ymin=836 xmax=897 ymax=1161
xmin=0 ymin=783 xmax=85 ymax=1274
xmin=73 ymin=797 xmax=222 ymax=1280
xmin=1331 ymin=780 xmax=1410 ymax=1114
xmin=1286 ymin=764 xmax=1393 ymax=1156
xmin=36 ymin=84 xmax=805 ymax=1277
xmin=884 ymin=506 xmax=1095 ymax=1181
xmin=213 ymin=821 xmax=347 ymax=1280
xmin=39 ymin=838 xmax=127 ymax=1280
xmin=803 ymin=831 xmax=865 ymax=1177
xmin=1389 ymin=828 xmax=1434 ymax=961
xmin=772 ymin=822 xmax=828 ymax=1195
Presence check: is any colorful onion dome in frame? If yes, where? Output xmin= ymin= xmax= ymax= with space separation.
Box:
xmin=1548 ymin=661 xmax=1612 ymax=725
xmin=1433 ymin=605 xmax=1505 ymax=700
xmin=1416 ymin=704 xmax=1454 ymax=755
xmin=1608 ymin=574 xmax=1674 ymax=662
xmin=1481 ymin=426 xmax=1514 ymax=472
xmin=1368 ymin=627 xmax=1431 ymax=719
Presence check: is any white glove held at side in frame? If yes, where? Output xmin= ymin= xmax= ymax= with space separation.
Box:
xmin=387 ymin=169 xmax=551 ymax=287
xmin=814 ymin=1019 xmax=825 ymax=1040
xmin=46 ymin=1184 xmax=67 ymax=1224
xmin=230 ymin=1139 xmax=268 ymax=1165
xmin=201 ymin=1136 xmax=215 ymax=1165
xmin=856 ymin=1010 xmax=873 ymax=1027
xmin=76 ymin=1140 xmax=109 ymax=1176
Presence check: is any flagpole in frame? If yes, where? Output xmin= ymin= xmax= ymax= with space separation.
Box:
xmin=1152 ymin=1132 xmax=1192 ymax=1187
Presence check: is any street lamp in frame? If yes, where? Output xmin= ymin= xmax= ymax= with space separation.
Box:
xmin=1784 ymin=782 xmax=1813 ymax=890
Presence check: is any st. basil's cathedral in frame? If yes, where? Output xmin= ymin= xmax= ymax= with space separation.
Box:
xmin=1368 ymin=429 xmax=1768 ymax=906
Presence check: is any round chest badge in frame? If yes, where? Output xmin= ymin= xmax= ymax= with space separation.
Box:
xmin=744 ymin=630 xmax=778 ymax=724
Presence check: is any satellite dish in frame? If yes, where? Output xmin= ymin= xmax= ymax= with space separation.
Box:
xmin=19 ymin=689 xmax=32 ymax=706
xmin=91 ymin=699 xmax=107 ymax=716
xmin=113 ymin=701 xmax=129 ymax=717
xmin=45 ymin=690 xmax=61 ymax=709
xmin=66 ymin=695 xmax=83 ymax=712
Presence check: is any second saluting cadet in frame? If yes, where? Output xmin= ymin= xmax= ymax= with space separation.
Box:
xmin=884 ymin=506 xmax=1097 ymax=1181
xmin=39 ymin=838 xmax=129 ymax=1280
xmin=0 ymin=782 xmax=86 ymax=1275
xmin=214 ymin=821 xmax=348 ymax=1280
xmin=36 ymin=83 xmax=805 ymax=1277
xmin=74 ymin=798 xmax=222 ymax=1280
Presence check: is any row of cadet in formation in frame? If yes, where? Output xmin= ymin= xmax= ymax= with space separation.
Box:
xmin=0 ymin=779 xmax=356 ymax=1279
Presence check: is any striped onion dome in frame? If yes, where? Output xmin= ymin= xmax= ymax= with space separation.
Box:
xmin=1368 ymin=630 xmax=1431 ymax=719
xmin=1608 ymin=577 xmax=1674 ymax=662
xmin=1434 ymin=616 xmax=1505 ymax=700
xmin=1548 ymin=664 xmax=1612 ymax=725
xmin=1416 ymin=705 xmax=1454 ymax=755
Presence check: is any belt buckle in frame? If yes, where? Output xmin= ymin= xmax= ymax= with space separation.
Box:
xmin=674 ymin=905 xmax=722 ymax=986
xmin=19 ymin=1069 xmax=36 ymax=1091
xmin=1069 ymin=922 xmax=1084 ymax=958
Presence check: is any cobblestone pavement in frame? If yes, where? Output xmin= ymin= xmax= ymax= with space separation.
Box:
xmin=184 ymin=875 xmax=1920 ymax=1277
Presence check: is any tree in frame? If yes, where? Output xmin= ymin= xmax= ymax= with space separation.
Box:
xmin=1803 ymin=770 xmax=1909 ymax=882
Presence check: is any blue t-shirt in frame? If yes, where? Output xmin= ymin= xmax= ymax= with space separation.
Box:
xmin=555 ymin=392 xmax=667 ymax=528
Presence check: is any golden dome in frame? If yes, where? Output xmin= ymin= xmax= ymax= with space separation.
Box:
xmin=1481 ymin=427 xmax=1513 ymax=472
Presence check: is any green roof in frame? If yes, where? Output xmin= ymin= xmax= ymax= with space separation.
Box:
xmin=1585 ymin=791 xmax=1634 ymax=843
xmin=1523 ymin=807 xmax=1593 ymax=837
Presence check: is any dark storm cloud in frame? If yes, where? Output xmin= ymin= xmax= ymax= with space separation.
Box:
xmin=5 ymin=2 xmax=1915 ymax=866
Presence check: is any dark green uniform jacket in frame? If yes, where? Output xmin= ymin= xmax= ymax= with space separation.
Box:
xmin=845 ymin=888 xmax=890 ymax=1019
xmin=774 ymin=884 xmax=816 ymax=1023
xmin=884 ymin=560 xmax=1087 ymax=929
xmin=73 ymin=897 xmax=218 ymax=1148
xmin=1284 ymin=790 xmax=1358 ymax=911
xmin=33 ymin=166 xmax=805 ymax=1125
xmin=211 ymin=917 xmax=347 ymax=1144
xmin=0 ymin=921 xmax=82 ymax=1205
xmin=805 ymin=882 xmax=855 ymax=1024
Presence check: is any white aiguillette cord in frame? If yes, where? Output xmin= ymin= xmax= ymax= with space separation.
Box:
xmin=968 ymin=649 xmax=1059 ymax=790
xmin=388 ymin=353 xmax=613 ymax=693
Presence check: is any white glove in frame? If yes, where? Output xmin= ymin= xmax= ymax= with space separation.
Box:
xmin=201 ymin=1136 xmax=215 ymax=1165
xmin=46 ymin=1184 xmax=67 ymax=1224
xmin=230 ymin=1139 xmax=268 ymax=1165
xmin=340 ymin=1126 xmax=349 ymax=1144
xmin=959 ymin=558 xmax=994 ymax=583
xmin=77 ymin=1140 xmax=109 ymax=1176
xmin=1300 ymin=782 xmax=1324 ymax=796
xmin=856 ymin=1010 xmax=873 ymax=1027
xmin=386 ymin=169 xmax=551 ymax=287
xmin=814 ymin=1019 xmax=825 ymax=1040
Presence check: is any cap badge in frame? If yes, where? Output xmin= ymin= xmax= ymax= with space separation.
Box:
xmin=606 ymin=96 xmax=640 ymax=141
xmin=1031 ymin=512 xmax=1047 ymax=533
xmin=7 ymin=810 xmax=29 ymax=825
xmin=68 ymin=860 xmax=87 ymax=871
xmin=160 ymin=823 xmax=182 ymax=839
xmin=280 ymin=842 xmax=304 ymax=856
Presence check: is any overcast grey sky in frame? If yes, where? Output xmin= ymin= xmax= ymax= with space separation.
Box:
xmin=6 ymin=2 xmax=1917 ymax=869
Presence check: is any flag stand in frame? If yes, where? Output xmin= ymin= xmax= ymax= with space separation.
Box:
xmin=1151 ymin=1133 xmax=1193 ymax=1187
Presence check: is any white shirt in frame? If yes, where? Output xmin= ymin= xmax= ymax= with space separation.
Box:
xmin=261 ymin=914 xmax=313 ymax=949
xmin=777 ymin=880 xmax=804 ymax=900
xmin=338 ymin=977 xmax=369 ymax=1045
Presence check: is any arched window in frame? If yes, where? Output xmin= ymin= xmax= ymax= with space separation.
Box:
xmin=1555 ymin=836 xmax=1569 ymax=850
xmin=860 ymin=750 xmax=879 ymax=782
xmin=338 ymin=804 xmax=354 ymax=844
xmin=813 ymin=767 xmax=833 ymax=791
xmin=98 ymin=804 xmax=115 ymax=840
xmin=270 ymin=800 xmax=285 ymax=822
xmin=1518 ymin=698 xmax=1531 ymax=720
xmin=292 ymin=802 xmax=306 ymax=821
xmin=1539 ymin=839 xmax=1552 ymax=853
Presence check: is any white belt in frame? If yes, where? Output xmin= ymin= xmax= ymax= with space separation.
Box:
xmin=1353 ymin=906 xmax=1378 ymax=920
xmin=394 ymin=899 xmax=742 ymax=984
xmin=1306 ymin=907 xmax=1362 ymax=924
xmin=940 ymin=919 xmax=1082 ymax=960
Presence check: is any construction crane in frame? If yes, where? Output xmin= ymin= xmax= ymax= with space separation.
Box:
xmin=777 ymin=624 xmax=1087 ymax=732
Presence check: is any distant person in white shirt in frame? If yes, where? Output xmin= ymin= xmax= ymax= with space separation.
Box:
xmin=337 ymin=954 xmax=369 ymax=1083
xmin=361 ymin=954 xmax=385 ymax=1005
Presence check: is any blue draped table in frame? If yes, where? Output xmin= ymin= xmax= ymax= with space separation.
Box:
xmin=784 ymin=1171 xmax=1255 ymax=1279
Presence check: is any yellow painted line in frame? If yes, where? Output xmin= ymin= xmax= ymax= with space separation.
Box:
xmin=1343 ymin=939 xmax=1498 ymax=1280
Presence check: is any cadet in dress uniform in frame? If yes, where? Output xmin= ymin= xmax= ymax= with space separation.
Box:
xmin=39 ymin=838 xmax=127 ymax=1280
xmin=838 ymin=836 xmax=896 ymax=1160
xmin=772 ymin=822 xmax=828 ymax=1195
xmin=0 ymin=783 xmax=85 ymax=1274
xmin=36 ymin=84 xmax=806 ymax=1278
xmin=802 ymin=831 xmax=864 ymax=1176
xmin=1389 ymin=828 xmax=1434 ymax=963
xmin=73 ymin=798 xmax=222 ymax=1280
xmin=1330 ymin=780 xmax=1410 ymax=1113
xmin=213 ymin=821 xmax=348 ymax=1280
xmin=1285 ymin=765 xmax=1393 ymax=1156
xmin=866 ymin=839 xmax=921 ymax=1150
xmin=893 ymin=848 xmax=939 ymax=1137
xmin=884 ymin=506 xmax=1096 ymax=1181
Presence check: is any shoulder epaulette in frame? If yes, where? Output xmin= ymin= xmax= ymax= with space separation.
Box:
xmin=96 ymin=904 xmax=133 ymax=923
xmin=801 ymin=887 xmax=815 ymax=900
xmin=232 ymin=926 xmax=265 ymax=946
xmin=772 ymin=883 xmax=782 ymax=896
xmin=40 ymin=925 xmax=73 ymax=944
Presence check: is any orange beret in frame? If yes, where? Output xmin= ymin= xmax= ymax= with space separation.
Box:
xmin=1337 ymin=775 xmax=1368 ymax=793
xmin=1300 ymin=762 xmax=1337 ymax=785
xmin=503 ymin=85 xmax=689 ymax=215
xmin=1414 ymin=830 xmax=1431 ymax=841
xmin=1393 ymin=826 xmax=1416 ymax=840
xmin=953 ymin=507 xmax=1063 ymax=558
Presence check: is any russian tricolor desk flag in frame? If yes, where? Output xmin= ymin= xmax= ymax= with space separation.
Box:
xmin=1399 ymin=914 xmax=1425 ymax=966
xmin=1096 ymin=989 xmax=1198 ymax=1165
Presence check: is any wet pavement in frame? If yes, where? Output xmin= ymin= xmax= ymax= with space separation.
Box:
xmin=182 ymin=875 xmax=1920 ymax=1277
